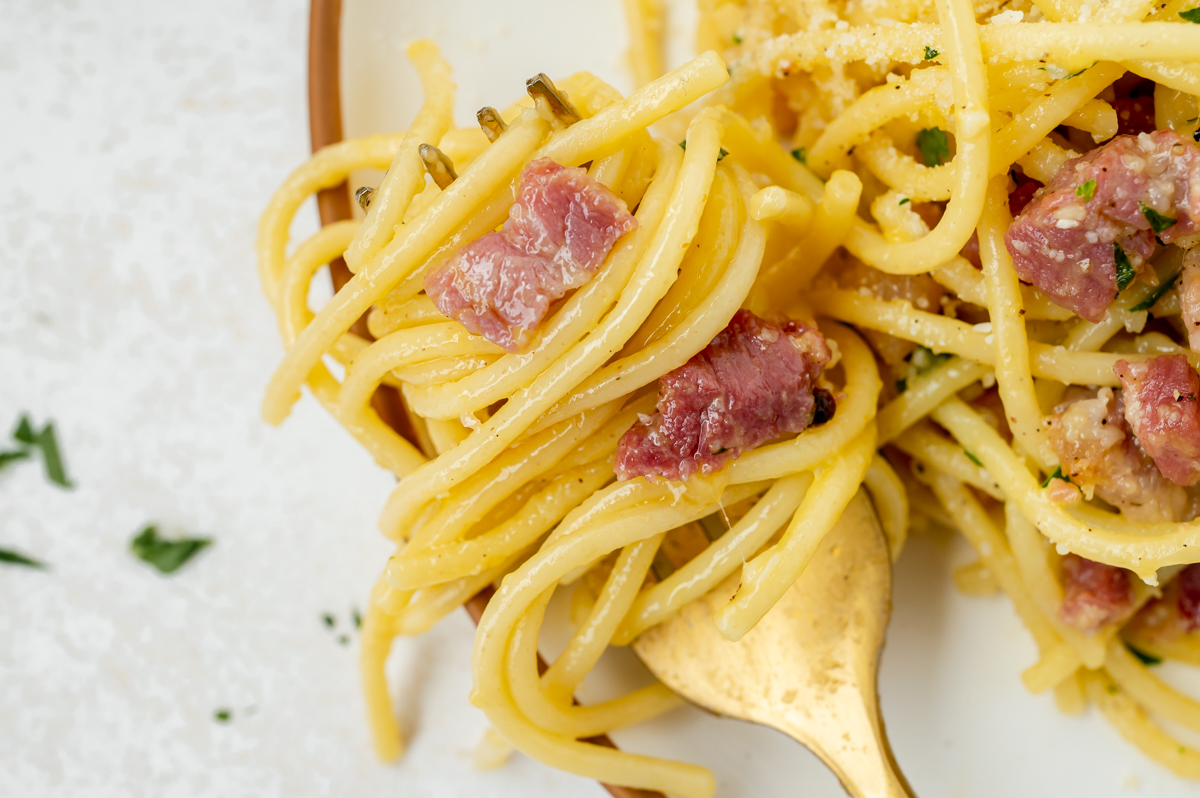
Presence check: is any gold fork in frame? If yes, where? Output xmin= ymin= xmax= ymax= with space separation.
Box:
xmin=633 ymin=491 xmax=914 ymax=797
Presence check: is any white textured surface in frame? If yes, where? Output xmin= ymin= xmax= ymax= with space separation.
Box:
xmin=2 ymin=1 xmax=1199 ymax=796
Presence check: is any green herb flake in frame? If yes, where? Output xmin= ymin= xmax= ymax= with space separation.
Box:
xmin=894 ymin=378 xmax=908 ymax=395
xmin=1107 ymin=683 xmax=1119 ymax=694
xmin=11 ymin=415 xmax=73 ymax=488
xmin=910 ymin=345 xmax=951 ymax=375
xmin=898 ymin=197 xmax=911 ymax=205
xmin=1114 ymin=243 xmax=1136 ymax=291
xmin=923 ymin=46 xmax=939 ymax=60
xmin=1180 ymin=7 xmax=1200 ymax=22
xmin=338 ymin=634 xmax=350 ymax=646
xmin=1126 ymin=643 xmax=1163 ymax=666
xmin=0 ymin=448 xmax=31 ymax=471
xmin=352 ymin=608 xmax=362 ymax=630
xmin=322 ymin=614 xmax=335 ymax=629
xmin=790 ymin=147 xmax=807 ymax=164
xmin=214 ymin=709 xmax=232 ymax=723
xmin=0 ymin=547 xmax=45 ymax=569
xmin=964 ymin=450 xmax=983 ymax=467
xmin=717 ymin=147 xmax=729 ymax=161
xmin=130 ymin=525 xmax=212 ymax=575
xmin=1131 ymin=273 xmax=1179 ymax=312
xmin=1139 ymin=201 xmax=1177 ymax=234
xmin=1040 ymin=466 xmax=1072 ymax=488
xmin=1075 ymin=179 xmax=1096 ymax=201
xmin=916 ymin=127 xmax=950 ymax=167
xmin=731 ymin=32 xmax=743 ymax=44
xmin=1066 ymin=66 xmax=1089 ymax=79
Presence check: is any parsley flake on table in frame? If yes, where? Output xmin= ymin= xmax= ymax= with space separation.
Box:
xmin=130 ymin=525 xmax=212 ymax=574
xmin=8 ymin=414 xmax=73 ymax=488
xmin=0 ymin=547 xmax=45 ymax=569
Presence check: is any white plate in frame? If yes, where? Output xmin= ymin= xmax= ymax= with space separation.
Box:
xmin=1 ymin=1 xmax=1197 ymax=796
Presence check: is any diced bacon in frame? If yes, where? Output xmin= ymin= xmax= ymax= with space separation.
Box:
xmin=1178 ymin=564 xmax=1200 ymax=631
xmin=1047 ymin=387 xmax=1186 ymax=522
xmin=425 ymin=158 xmax=637 ymax=352
xmin=1007 ymin=171 xmax=1043 ymax=217
xmin=1059 ymin=553 xmax=1135 ymax=634
xmin=615 ymin=310 xmax=832 ymax=482
xmin=1005 ymin=130 xmax=1200 ymax=322
xmin=1180 ymin=247 xmax=1200 ymax=350
xmin=1115 ymin=355 xmax=1200 ymax=486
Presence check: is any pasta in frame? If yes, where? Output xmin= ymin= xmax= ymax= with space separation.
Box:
xmin=258 ymin=0 xmax=1200 ymax=792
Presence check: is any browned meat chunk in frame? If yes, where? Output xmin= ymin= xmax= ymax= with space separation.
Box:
xmin=615 ymin=310 xmax=832 ymax=482
xmin=1005 ymin=130 xmax=1200 ymax=321
xmin=425 ymin=158 xmax=637 ymax=352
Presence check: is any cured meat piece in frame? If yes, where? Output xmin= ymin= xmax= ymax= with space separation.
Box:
xmin=1047 ymin=386 xmax=1186 ymax=522
xmin=425 ymin=158 xmax=637 ymax=352
xmin=1115 ymin=355 xmax=1200 ymax=486
xmin=1059 ymin=553 xmax=1135 ymax=634
xmin=615 ymin=310 xmax=832 ymax=482
xmin=1005 ymin=130 xmax=1200 ymax=321
xmin=1008 ymin=170 xmax=1042 ymax=217
xmin=1178 ymin=564 xmax=1200 ymax=632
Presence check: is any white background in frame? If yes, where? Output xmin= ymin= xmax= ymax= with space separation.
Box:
xmin=2 ymin=1 xmax=1199 ymax=796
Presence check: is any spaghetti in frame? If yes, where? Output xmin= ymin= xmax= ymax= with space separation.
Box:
xmin=258 ymin=0 xmax=1200 ymax=792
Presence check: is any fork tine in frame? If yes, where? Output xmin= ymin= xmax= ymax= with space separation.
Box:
xmin=419 ymin=143 xmax=457 ymax=189
xmin=526 ymin=73 xmax=581 ymax=126
xmin=476 ymin=106 xmax=508 ymax=142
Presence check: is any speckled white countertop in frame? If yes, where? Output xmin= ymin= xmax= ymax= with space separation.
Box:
xmin=3 ymin=2 xmax=1200 ymax=797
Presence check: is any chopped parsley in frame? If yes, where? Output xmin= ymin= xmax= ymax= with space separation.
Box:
xmin=916 ymin=127 xmax=950 ymax=167
xmin=898 ymin=197 xmax=911 ymax=205
xmin=0 ymin=448 xmax=31 ymax=471
xmin=9 ymin=414 xmax=72 ymax=488
xmin=1130 ymin=272 xmax=1179 ymax=312
xmin=910 ymin=345 xmax=951 ymax=374
xmin=322 ymin=614 xmax=335 ymax=628
xmin=130 ymin=525 xmax=212 ymax=574
xmin=1139 ymin=201 xmax=1177 ymax=234
xmin=214 ymin=709 xmax=232 ymax=723
xmin=1040 ymin=466 xmax=1072 ymax=488
xmin=1126 ymin=643 xmax=1162 ymax=666
xmin=1180 ymin=7 xmax=1200 ymax=22
xmin=679 ymin=141 xmax=729 ymax=161
xmin=1114 ymin=243 xmax=1136 ymax=291
xmin=731 ymin=32 xmax=743 ymax=44
xmin=338 ymin=634 xmax=350 ymax=646
xmin=1066 ymin=66 xmax=1090 ymax=79
xmin=352 ymin=608 xmax=362 ymax=629
xmin=1075 ymin=179 xmax=1096 ymax=201
xmin=0 ymin=547 xmax=45 ymax=569
xmin=964 ymin=450 xmax=983 ymax=467
xmin=791 ymin=147 xmax=807 ymax=164
xmin=923 ymin=46 xmax=940 ymax=60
